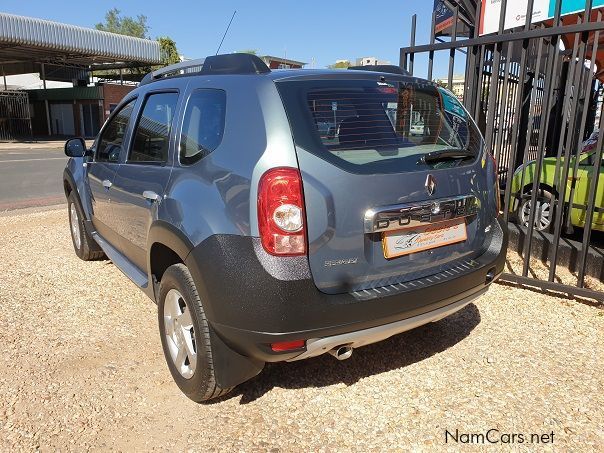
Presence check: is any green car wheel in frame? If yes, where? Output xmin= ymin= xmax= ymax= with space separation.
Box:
xmin=517 ymin=189 xmax=554 ymax=232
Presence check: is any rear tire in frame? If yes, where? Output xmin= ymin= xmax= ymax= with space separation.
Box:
xmin=516 ymin=189 xmax=554 ymax=232
xmin=158 ymin=264 xmax=233 ymax=402
xmin=67 ymin=191 xmax=105 ymax=261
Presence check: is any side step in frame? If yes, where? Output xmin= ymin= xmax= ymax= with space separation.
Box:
xmin=92 ymin=232 xmax=148 ymax=289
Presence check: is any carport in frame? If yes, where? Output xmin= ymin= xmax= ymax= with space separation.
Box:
xmin=0 ymin=12 xmax=161 ymax=139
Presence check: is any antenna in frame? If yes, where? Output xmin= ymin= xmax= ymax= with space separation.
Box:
xmin=216 ymin=10 xmax=237 ymax=55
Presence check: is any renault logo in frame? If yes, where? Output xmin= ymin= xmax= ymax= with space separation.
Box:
xmin=425 ymin=174 xmax=436 ymax=196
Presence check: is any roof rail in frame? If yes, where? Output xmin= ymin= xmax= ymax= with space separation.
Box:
xmin=140 ymin=58 xmax=205 ymax=85
xmin=140 ymin=53 xmax=271 ymax=85
xmin=347 ymin=65 xmax=411 ymax=76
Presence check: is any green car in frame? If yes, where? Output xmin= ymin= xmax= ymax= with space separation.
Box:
xmin=510 ymin=150 xmax=604 ymax=232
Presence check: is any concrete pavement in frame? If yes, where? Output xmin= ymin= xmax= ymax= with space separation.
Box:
xmin=0 ymin=146 xmax=68 ymax=210
xmin=0 ymin=140 xmax=65 ymax=150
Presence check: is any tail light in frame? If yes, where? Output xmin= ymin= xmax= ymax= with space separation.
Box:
xmin=258 ymin=167 xmax=307 ymax=256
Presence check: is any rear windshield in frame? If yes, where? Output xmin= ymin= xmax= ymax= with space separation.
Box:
xmin=277 ymin=78 xmax=483 ymax=174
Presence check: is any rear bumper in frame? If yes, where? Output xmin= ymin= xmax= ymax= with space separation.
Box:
xmin=185 ymin=217 xmax=507 ymax=363
xmin=290 ymin=287 xmax=487 ymax=361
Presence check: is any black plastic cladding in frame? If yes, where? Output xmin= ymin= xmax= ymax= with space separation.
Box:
xmin=185 ymin=218 xmax=507 ymax=338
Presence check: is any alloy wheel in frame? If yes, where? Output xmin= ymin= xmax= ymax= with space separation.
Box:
xmin=520 ymin=198 xmax=552 ymax=231
xmin=163 ymin=289 xmax=197 ymax=379
xmin=70 ymin=203 xmax=81 ymax=250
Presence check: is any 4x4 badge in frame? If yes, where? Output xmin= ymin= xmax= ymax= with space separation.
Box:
xmin=425 ymin=174 xmax=436 ymax=196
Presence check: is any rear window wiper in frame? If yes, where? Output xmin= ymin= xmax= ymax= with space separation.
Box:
xmin=418 ymin=148 xmax=476 ymax=165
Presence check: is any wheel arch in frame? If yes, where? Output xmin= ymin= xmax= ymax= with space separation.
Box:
xmin=512 ymin=182 xmax=557 ymax=211
xmin=148 ymin=226 xmax=264 ymax=390
xmin=63 ymin=168 xmax=95 ymax=232
xmin=520 ymin=182 xmax=558 ymax=198
xmin=63 ymin=168 xmax=76 ymax=198
xmin=147 ymin=221 xmax=194 ymax=300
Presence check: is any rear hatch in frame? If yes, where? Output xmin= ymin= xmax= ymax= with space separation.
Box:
xmin=276 ymin=75 xmax=497 ymax=294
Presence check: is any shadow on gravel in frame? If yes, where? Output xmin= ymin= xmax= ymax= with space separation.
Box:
xmin=225 ymin=303 xmax=481 ymax=404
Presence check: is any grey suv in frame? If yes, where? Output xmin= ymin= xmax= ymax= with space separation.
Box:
xmin=63 ymin=54 xmax=507 ymax=402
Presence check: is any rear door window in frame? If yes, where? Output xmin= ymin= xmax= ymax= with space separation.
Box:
xmin=128 ymin=92 xmax=179 ymax=164
xmin=277 ymin=78 xmax=483 ymax=174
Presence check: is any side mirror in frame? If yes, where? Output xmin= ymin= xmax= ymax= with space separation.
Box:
xmin=65 ymin=137 xmax=87 ymax=157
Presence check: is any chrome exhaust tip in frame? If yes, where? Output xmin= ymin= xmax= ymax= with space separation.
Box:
xmin=328 ymin=344 xmax=353 ymax=361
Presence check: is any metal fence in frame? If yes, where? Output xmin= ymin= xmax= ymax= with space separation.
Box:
xmin=400 ymin=0 xmax=604 ymax=301
xmin=0 ymin=90 xmax=32 ymax=140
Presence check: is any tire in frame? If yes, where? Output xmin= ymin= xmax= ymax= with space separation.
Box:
xmin=516 ymin=189 xmax=554 ymax=232
xmin=67 ymin=191 xmax=105 ymax=261
xmin=158 ymin=264 xmax=233 ymax=402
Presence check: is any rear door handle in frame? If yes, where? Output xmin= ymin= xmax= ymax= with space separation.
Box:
xmin=143 ymin=190 xmax=160 ymax=202
xmin=102 ymin=179 xmax=112 ymax=189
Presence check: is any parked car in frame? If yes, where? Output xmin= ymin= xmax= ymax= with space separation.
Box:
xmin=316 ymin=121 xmax=336 ymax=139
xmin=510 ymin=130 xmax=603 ymax=232
xmin=62 ymin=54 xmax=507 ymax=402
xmin=582 ymin=129 xmax=600 ymax=153
xmin=410 ymin=121 xmax=425 ymax=136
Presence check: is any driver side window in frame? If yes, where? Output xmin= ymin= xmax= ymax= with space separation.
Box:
xmin=96 ymin=99 xmax=136 ymax=163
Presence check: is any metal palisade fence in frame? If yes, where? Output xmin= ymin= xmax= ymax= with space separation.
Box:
xmin=0 ymin=90 xmax=32 ymax=140
xmin=400 ymin=0 xmax=604 ymax=301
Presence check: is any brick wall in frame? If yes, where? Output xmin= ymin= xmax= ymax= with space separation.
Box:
xmin=101 ymin=84 xmax=135 ymax=120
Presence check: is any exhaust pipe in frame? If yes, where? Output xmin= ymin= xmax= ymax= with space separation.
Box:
xmin=328 ymin=344 xmax=353 ymax=361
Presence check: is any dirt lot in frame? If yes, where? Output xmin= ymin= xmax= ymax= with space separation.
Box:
xmin=0 ymin=206 xmax=603 ymax=451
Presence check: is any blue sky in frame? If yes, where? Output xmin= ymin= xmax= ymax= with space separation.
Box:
xmin=1 ymin=0 xmax=464 ymax=79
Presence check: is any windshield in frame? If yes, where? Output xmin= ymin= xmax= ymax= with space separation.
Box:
xmin=277 ymin=78 xmax=483 ymax=174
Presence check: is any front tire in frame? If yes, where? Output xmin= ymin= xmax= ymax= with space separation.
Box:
xmin=67 ymin=191 xmax=105 ymax=261
xmin=158 ymin=264 xmax=233 ymax=402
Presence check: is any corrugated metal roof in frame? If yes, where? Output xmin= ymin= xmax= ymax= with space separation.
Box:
xmin=0 ymin=12 xmax=161 ymax=64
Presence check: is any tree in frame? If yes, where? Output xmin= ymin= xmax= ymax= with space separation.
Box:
xmin=94 ymin=9 xmax=180 ymax=80
xmin=95 ymin=8 xmax=149 ymax=39
xmin=158 ymin=37 xmax=180 ymax=66
xmin=238 ymin=49 xmax=258 ymax=55
xmin=328 ymin=60 xmax=351 ymax=69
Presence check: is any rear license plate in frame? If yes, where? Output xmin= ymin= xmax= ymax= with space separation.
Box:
xmin=382 ymin=218 xmax=467 ymax=259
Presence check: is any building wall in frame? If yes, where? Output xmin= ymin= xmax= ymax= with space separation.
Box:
xmin=29 ymin=99 xmax=103 ymax=138
xmin=355 ymin=57 xmax=391 ymax=66
xmin=101 ymin=84 xmax=135 ymax=119
xmin=26 ymin=84 xmax=135 ymax=138
xmin=436 ymin=77 xmax=465 ymax=101
xmin=29 ymin=101 xmax=48 ymax=136
xmin=265 ymin=60 xmax=303 ymax=69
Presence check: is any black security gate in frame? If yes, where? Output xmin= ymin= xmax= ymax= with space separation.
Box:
xmin=401 ymin=0 xmax=604 ymax=301
xmin=0 ymin=90 xmax=32 ymax=140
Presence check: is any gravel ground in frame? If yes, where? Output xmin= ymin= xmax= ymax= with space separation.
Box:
xmin=0 ymin=206 xmax=603 ymax=451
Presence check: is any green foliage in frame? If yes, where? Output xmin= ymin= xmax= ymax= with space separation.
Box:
xmin=328 ymin=61 xmax=351 ymax=69
xmin=93 ymin=9 xmax=180 ymax=81
xmin=95 ymin=8 xmax=149 ymax=39
xmin=238 ymin=49 xmax=258 ymax=55
xmin=158 ymin=37 xmax=180 ymax=65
